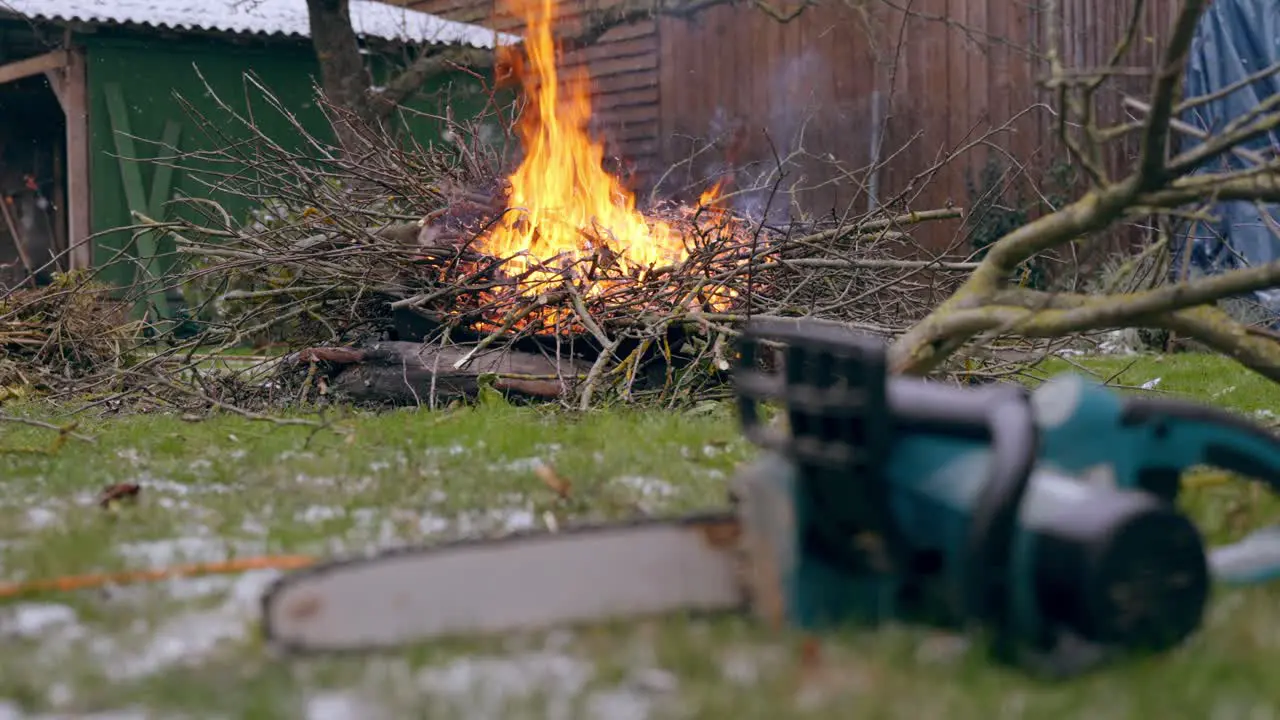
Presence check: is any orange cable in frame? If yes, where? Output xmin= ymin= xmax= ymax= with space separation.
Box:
xmin=0 ymin=555 xmax=318 ymax=600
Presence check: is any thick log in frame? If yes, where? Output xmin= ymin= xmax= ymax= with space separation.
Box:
xmin=291 ymin=340 xmax=594 ymax=406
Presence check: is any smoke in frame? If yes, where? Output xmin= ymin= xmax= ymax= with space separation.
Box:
xmin=707 ymin=49 xmax=830 ymax=225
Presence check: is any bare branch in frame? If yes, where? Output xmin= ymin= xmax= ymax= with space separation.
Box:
xmin=1135 ymin=0 xmax=1208 ymax=189
xmin=887 ymin=0 xmax=1280 ymax=382
xmin=374 ymin=45 xmax=496 ymax=114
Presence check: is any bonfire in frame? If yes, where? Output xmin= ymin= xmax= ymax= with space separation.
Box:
xmin=141 ymin=0 xmax=964 ymax=411
xmin=411 ymin=0 xmax=750 ymax=337
xmin=290 ymin=0 xmax=759 ymax=405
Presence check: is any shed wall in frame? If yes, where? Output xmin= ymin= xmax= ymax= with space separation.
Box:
xmin=397 ymin=0 xmax=1184 ymax=254
xmin=659 ymin=0 xmax=1182 ymax=251
xmin=83 ymin=36 xmax=489 ymax=290
xmin=409 ymin=0 xmax=662 ymax=181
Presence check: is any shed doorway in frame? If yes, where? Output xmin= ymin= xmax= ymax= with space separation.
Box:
xmin=0 ymin=71 xmax=64 ymax=287
xmin=0 ymin=48 xmax=91 ymax=290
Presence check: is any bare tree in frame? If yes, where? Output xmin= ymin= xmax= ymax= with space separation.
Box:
xmin=888 ymin=0 xmax=1280 ymax=383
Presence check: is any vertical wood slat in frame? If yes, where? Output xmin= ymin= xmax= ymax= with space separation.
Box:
xmin=966 ymin=0 xmax=991 ymax=206
xmin=915 ymin=0 xmax=955 ymax=248
xmin=943 ymin=0 xmax=966 ymax=232
xmin=64 ymin=46 xmax=91 ymax=271
xmin=876 ymin=2 xmax=909 ymax=209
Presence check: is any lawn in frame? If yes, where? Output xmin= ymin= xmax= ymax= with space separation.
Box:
xmin=1 ymin=352 xmax=1279 ymax=719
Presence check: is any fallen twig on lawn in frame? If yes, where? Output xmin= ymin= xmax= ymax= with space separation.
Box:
xmin=534 ymin=461 xmax=573 ymax=499
xmin=0 ymin=413 xmax=95 ymax=443
xmin=0 ymin=413 xmax=94 ymax=454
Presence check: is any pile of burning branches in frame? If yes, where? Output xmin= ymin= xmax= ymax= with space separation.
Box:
xmin=142 ymin=102 xmax=967 ymax=408
xmin=119 ymin=0 xmax=973 ymax=410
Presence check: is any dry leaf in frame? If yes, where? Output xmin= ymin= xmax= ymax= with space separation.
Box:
xmin=535 ymin=462 xmax=572 ymax=499
xmin=98 ymin=483 xmax=141 ymax=509
xmin=793 ymin=635 xmax=873 ymax=710
xmin=798 ymin=635 xmax=822 ymax=671
xmin=793 ymin=635 xmax=826 ymax=709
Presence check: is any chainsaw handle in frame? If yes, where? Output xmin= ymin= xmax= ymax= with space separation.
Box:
xmin=1210 ymin=525 xmax=1280 ymax=586
xmin=732 ymin=319 xmax=891 ymax=461
xmin=888 ymin=380 xmax=1029 ymax=439
xmin=962 ymin=389 xmax=1040 ymax=650
xmin=1119 ymin=395 xmax=1280 ymax=497
xmin=889 ymin=380 xmax=1041 ymax=641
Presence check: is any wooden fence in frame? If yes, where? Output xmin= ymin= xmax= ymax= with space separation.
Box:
xmin=405 ymin=0 xmax=1187 ymax=251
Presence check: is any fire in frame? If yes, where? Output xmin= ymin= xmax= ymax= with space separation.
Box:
xmin=699 ymin=179 xmax=725 ymax=210
xmin=476 ymin=0 xmax=691 ymax=298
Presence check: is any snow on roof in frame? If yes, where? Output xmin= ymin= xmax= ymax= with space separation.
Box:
xmin=1 ymin=0 xmax=517 ymax=49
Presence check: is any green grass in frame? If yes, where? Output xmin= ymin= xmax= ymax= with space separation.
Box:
xmin=0 ymin=351 xmax=1279 ymax=718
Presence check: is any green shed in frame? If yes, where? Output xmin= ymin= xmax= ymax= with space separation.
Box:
xmin=0 ymin=0 xmax=504 ymax=300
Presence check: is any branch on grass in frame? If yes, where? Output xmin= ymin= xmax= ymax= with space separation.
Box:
xmin=789 ymin=207 xmax=965 ymax=245
xmin=888 ymin=301 xmax=1280 ymax=384
xmin=0 ymin=414 xmax=95 ymax=454
xmin=1160 ymin=306 xmax=1280 ymax=382
xmin=0 ymin=414 xmax=96 ymax=443
xmin=147 ymin=375 xmax=328 ymax=428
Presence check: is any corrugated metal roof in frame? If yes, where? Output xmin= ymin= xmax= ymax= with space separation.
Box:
xmin=1 ymin=0 xmax=514 ymax=49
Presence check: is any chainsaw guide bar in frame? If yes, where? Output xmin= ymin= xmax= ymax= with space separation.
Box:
xmin=260 ymin=512 xmax=756 ymax=654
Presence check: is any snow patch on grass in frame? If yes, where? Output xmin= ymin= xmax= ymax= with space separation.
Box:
xmin=416 ymin=652 xmax=593 ymax=719
xmin=24 ymin=507 xmax=58 ymax=530
xmin=104 ymin=570 xmax=280 ymax=681
xmin=117 ymin=536 xmax=265 ymax=568
xmin=614 ymin=475 xmax=676 ymax=499
xmin=0 ymin=603 xmax=77 ymax=638
xmin=414 ymin=651 xmax=679 ymax=720
xmin=305 ymin=691 xmax=386 ymax=720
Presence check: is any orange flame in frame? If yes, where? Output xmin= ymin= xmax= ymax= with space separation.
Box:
xmin=476 ymin=0 xmax=690 ymax=297
xmin=699 ymin=179 xmax=725 ymax=209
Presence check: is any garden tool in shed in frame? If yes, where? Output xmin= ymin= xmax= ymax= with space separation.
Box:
xmin=260 ymin=319 xmax=1280 ymax=677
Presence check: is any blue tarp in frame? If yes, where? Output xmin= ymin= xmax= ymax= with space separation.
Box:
xmin=1179 ymin=0 xmax=1280 ymax=322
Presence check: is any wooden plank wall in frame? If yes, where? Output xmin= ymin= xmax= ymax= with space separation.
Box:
xmin=1052 ymin=0 xmax=1180 ymax=177
xmin=407 ymin=0 xmax=663 ymax=180
xmin=1047 ymin=0 xmax=1182 ymax=264
xmin=399 ymin=0 xmax=1189 ymax=253
xmin=655 ymin=3 xmax=881 ymax=215
xmin=656 ymin=0 xmax=1183 ymax=252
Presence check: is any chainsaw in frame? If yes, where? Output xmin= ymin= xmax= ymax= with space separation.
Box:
xmin=260 ymin=318 xmax=1280 ymax=676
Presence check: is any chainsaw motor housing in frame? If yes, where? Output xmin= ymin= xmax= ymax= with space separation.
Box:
xmin=892 ymin=442 xmax=1210 ymax=666
xmin=732 ymin=320 xmax=1213 ymax=675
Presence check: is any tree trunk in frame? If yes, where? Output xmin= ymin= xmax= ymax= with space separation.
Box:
xmin=305 ymin=0 xmax=380 ymax=154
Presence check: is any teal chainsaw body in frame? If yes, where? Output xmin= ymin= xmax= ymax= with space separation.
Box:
xmin=731 ymin=320 xmax=1280 ymax=674
xmin=259 ymin=318 xmax=1280 ymax=678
